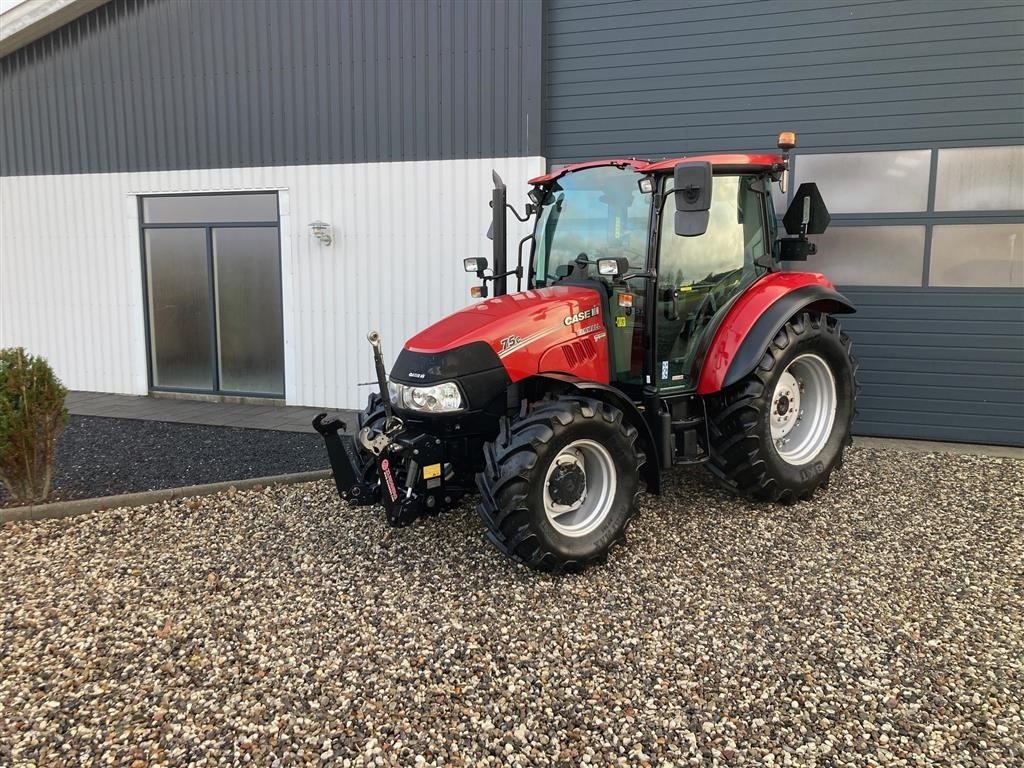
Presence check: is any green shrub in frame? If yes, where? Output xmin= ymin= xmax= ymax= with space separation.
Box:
xmin=0 ymin=348 xmax=68 ymax=503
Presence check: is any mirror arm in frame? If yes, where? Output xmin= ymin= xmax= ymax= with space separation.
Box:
xmin=620 ymin=269 xmax=657 ymax=283
xmin=653 ymin=188 xmax=702 ymax=215
xmin=515 ymin=233 xmax=533 ymax=291
xmin=656 ymin=188 xmax=694 ymax=215
xmin=480 ymin=266 xmax=523 ymax=284
xmin=505 ymin=203 xmax=535 ymax=222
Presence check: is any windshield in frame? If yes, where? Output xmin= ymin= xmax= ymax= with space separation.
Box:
xmin=532 ymin=166 xmax=651 ymax=286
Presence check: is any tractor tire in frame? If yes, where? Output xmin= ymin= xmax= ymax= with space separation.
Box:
xmin=706 ymin=311 xmax=858 ymax=503
xmin=476 ymin=395 xmax=644 ymax=573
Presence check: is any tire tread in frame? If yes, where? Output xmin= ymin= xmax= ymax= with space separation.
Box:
xmin=705 ymin=312 xmax=857 ymax=503
xmin=476 ymin=395 xmax=644 ymax=574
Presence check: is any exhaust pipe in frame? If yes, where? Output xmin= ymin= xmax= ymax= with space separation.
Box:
xmin=491 ymin=170 xmax=507 ymax=297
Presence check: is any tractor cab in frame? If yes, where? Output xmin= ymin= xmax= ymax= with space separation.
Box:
xmin=527 ymin=159 xmax=777 ymax=396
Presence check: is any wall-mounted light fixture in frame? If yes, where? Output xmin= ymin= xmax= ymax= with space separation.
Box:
xmin=309 ymin=221 xmax=333 ymax=246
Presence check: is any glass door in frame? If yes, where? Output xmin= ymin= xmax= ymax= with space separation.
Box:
xmin=140 ymin=192 xmax=284 ymax=397
xmin=655 ymin=175 xmax=767 ymax=391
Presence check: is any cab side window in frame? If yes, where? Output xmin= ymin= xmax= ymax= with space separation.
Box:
xmin=660 ymin=175 xmax=766 ymax=285
xmin=655 ymin=175 xmax=768 ymax=388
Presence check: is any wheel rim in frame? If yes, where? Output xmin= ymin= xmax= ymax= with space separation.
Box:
xmin=542 ymin=439 xmax=617 ymax=537
xmin=770 ymin=353 xmax=837 ymax=466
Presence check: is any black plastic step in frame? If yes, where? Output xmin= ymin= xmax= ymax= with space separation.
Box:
xmin=671 ymin=416 xmax=704 ymax=430
xmin=675 ymin=456 xmax=709 ymax=466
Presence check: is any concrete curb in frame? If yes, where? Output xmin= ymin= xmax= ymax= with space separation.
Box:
xmin=853 ymin=436 xmax=1023 ymax=460
xmin=4 ymin=436 xmax=1019 ymax=525
xmin=1 ymin=469 xmax=333 ymax=524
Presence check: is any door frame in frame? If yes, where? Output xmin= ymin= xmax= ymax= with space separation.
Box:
xmin=137 ymin=191 xmax=285 ymax=398
xmin=649 ymin=172 xmax=773 ymax=395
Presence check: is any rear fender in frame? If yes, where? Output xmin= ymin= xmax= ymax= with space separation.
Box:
xmin=696 ymin=272 xmax=855 ymax=395
xmin=529 ymin=373 xmax=660 ymax=494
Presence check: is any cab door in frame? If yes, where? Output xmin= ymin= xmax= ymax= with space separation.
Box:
xmin=654 ymin=175 xmax=770 ymax=391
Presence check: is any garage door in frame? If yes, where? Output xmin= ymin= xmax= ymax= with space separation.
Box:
xmin=543 ymin=0 xmax=1024 ymax=445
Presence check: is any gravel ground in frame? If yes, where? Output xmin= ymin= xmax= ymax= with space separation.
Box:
xmin=0 ymin=416 xmax=326 ymax=506
xmin=1 ymin=446 xmax=1021 ymax=767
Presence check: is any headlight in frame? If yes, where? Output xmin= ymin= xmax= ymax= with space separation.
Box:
xmin=388 ymin=380 xmax=465 ymax=413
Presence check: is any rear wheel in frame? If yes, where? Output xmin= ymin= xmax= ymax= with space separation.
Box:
xmin=706 ymin=312 xmax=857 ymax=503
xmin=476 ymin=395 xmax=643 ymax=573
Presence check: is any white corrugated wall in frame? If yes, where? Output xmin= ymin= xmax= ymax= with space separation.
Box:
xmin=0 ymin=156 xmax=545 ymax=408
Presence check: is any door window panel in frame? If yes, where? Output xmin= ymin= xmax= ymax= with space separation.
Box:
xmin=145 ymin=228 xmax=214 ymax=390
xmin=213 ymin=228 xmax=285 ymax=394
xmin=143 ymin=193 xmax=279 ymax=224
xmin=794 ymin=151 xmax=931 ymax=213
xmin=929 ymin=224 xmax=1024 ymax=287
xmin=804 ymin=226 xmax=926 ymax=286
xmin=657 ymin=175 xmax=766 ymax=388
xmin=935 ymin=147 xmax=1024 ymax=211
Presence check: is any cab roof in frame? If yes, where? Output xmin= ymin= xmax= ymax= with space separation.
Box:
xmin=527 ymin=153 xmax=784 ymax=185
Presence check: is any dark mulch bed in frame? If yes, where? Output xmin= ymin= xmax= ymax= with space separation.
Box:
xmin=0 ymin=415 xmax=328 ymax=507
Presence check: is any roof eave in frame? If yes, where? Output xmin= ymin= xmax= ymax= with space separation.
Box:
xmin=0 ymin=0 xmax=108 ymax=59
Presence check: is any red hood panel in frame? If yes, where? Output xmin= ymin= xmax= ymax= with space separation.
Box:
xmin=405 ymin=285 xmax=610 ymax=383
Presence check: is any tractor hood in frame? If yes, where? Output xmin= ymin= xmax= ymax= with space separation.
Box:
xmin=405 ymin=285 xmax=603 ymax=355
xmin=392 ymin=284 xmax=608 ymax=389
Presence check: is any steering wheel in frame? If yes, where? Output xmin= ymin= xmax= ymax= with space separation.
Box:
xmin=690 ymin=285 xmax=719 ymax=322
xmin=682 ymin=267 xmax=747 ymax=339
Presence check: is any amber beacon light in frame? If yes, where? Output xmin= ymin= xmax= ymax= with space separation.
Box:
xmin=777 ymin=131 xmax=797 ymax=151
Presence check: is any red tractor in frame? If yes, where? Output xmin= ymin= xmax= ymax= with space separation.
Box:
xmin=314 ymin=133 xmax=857 ymax=573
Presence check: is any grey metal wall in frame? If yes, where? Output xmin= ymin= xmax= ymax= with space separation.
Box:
xmin=545 ymin=0 xmax=1024 ymax=446
xmin=840 ymin=288 xmax=1023 ymax=446
xmin=544 ymin=0 xmax=1024 ymax=162
xmin=0 ymin=0 xmax=543 ymax=177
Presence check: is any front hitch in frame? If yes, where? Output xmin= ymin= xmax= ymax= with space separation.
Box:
xmin=314 ymin=331 xmax=464 ymax=527
xmin=312 ymin=413 xmax=378 ymax=504
xmin=312 ymin=330 xmax=414 ymax=522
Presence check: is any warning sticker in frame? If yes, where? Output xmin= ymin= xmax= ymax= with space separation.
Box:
xmin=380 ymin=458 xmax=399 ymax=502
xmin=422 ymin=463 xmax=442 ymax=480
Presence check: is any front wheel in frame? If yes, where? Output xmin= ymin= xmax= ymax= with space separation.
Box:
xmin=476 ymin=395 xmax=644 ymax=573
xmin=706 ymin=311 xmax=858 ymax=503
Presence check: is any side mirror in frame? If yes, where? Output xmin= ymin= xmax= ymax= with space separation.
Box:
xmin=783 ymin=183 xmax=830 ymax=236
xmin=597 ymin=257 xmax=630 ymax=277
xmin=464 ymin=257 xmax=488 ymax=276
xmin=672 ymin=161 xmax=713 ymax=237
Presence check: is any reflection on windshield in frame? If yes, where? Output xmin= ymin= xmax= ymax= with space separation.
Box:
xmin=533 ymin=166 xmax=651 ymax=285
xmin=659 ymin=175 xmax=765 ymax=287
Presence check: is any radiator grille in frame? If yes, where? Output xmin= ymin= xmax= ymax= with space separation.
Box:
xmin=561 ymin=337 xmax=598 ymax=368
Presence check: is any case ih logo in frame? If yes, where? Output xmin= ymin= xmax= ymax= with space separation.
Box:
xmin=564 ymin=306 xmax=600 ymax=326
